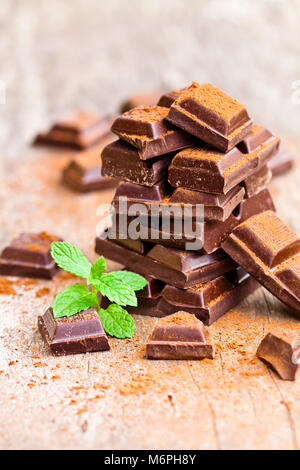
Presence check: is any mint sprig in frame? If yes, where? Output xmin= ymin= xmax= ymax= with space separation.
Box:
xmin=51 ymin=241 xmax=147 ymax=338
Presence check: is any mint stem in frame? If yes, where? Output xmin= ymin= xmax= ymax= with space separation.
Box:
xmin=91 ymin=285 xmax=101 ymax=313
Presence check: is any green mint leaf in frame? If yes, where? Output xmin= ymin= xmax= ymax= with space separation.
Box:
xmin=95 ymin=273 xmax=137 ymax=307
xmin=88 ymin=256 xmax=107 ymax=285
xmin=52 ymin=283 xmax=97 ymax=318
xmin=99 ymin=304 xmax=134 ymax=338
xmin=106 ymin=271 xmax=147 ymax=291
xmin=51 ymin=241 xmax=92 ymax=279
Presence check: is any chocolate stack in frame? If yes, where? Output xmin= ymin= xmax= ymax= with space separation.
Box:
xmin=97 ymin=82 xmax=299 ymax=325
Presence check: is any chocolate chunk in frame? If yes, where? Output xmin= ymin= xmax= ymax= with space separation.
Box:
xmin=157 ymin=268 xmax=259 ymax=325
xmin=243 ymin=165 xmax=272 ymax=198
xmin=166 ymin=82 xmax=253 ymax=152
xmin=122 ymin=188 xmax=275 ymax=253
xmin=168 ymin=135 xmax=280 ymax=195
xmin=268 ymin=147 xmax=294 ymax=177
xmin=62 ymin=149 xmax=118 ymax=192
xmin=146 ymin=311 xmax=214 ymax=360
xmin=34 ymin=111 xmax=114 ymax=149
xmin=95 ymin=237 xmax=236 ymax=289
xmin=111 ymin=106 xmax=195 ymax=160
xmin=237 ymin=124 xmax=274 ymax=153
xmin=113 ymin=179 xmax=245 ymax=222
xmin=157 ymin=89 xmax=185 ymax=108
xmin=114 ymin=238 xmax=153 ymax=255
xmin=222 ymin=210 xmax=300 ymax=315
xmin=38 ymin=307 xmax=110 ymax=356
xmin=101 ymin=140 xmax=174 ymax=186
xmin=0 ymin=232 xmax=61 ymax=279
xmin=120 ymin=92 xmax=162 ymax=113
xmin=257 ymin=333 xmax=300 ymax=381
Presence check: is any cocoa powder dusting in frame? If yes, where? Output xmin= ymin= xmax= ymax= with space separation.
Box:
xmin=0 ymin=278 xmax=17 ymax=296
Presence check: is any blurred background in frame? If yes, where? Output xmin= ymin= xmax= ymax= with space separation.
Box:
xmin=0 ymin=0 xmax=299 ymax=155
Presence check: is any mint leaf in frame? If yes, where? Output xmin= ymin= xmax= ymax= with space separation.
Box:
xmin=88 ymin=256 xmax=107 ymax=285
xmin=52 ymin=283 xmax=97 ymax=318
xmin=106 ymin=271 xmax=147 ymax=291
xmin=51 ymin=241 xmax=91 ymax=279
xmin=99 ymin=304 xmax=134 ymax=338
xmin=95 ymin=273 xmax=137 ymax=306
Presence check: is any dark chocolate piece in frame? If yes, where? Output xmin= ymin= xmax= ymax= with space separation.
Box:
xmin=166 ymin=82 xmax=253 ymax=152
xmin=157 ymin=268 xmax=259 ymax=325
xmin=102 ymin=276 xmax=165 ymax=316
xmin=268 ymin=147 xmax=294 ymax=177
xmin=34 ymin=111 xmax=114 ymax=149
xmin=114 ymin=238 xmax=153 ymax=255
xmin=95 ymin=237 xmax=236 ymax=289
xmin=0 ymin=232 xmax=61 ymax=279
xmin=243 ymin=165 xmax=271 ymax=198
xmin=111 ymin=106 xmax=195 ymax=160
xmin=38 ymin=307 xmax=110 ymax=356
xmin=168 ymin=135 xmax=280 ymax=195
xmin=121 ymin=188 xmax=275 ymax=253
xmin=157 ymin=89 xmax=185 ymax=108
xmin=62 ymin=149 xmax=118 ymax=192
xmin=237 ymin=124 xmax=274 ymax=153
xmin=113 ymin=180 xmax=245 ymax=222
xmin=222 ymin=210 xmax=300 ymax=315
xmin=101 ymin=140 xmax=173 ymax=186
xmin=146 ymin=311 xmax=214 ymax=360
xmin=120 ymin=92 xmax=162 ymax=113
xmin=257 ymin=333 xmax=300 ymax=381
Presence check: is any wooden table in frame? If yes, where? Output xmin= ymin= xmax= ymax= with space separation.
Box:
xmin=1 ymin=0 xmax=300 ymax=450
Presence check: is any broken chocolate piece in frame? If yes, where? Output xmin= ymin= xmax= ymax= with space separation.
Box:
xmin=95 ymin=237 xmax=236 ymax=289
xmin=62 ymin=149 xmax=118 ymax=192
xmin=38 ymin=307 xmax=110 ymax=356
xmin=257 ymin=332 xmax=300 ymax=381
xmin=243 ymin=165 xmax=272 ymax=198
xmin=0 ymin=232 xmax=61 ymax=279
xmin=168 ymin=135 xmax=280 ymax=195
xmin=237 ymin=124 xmax=274 ymax=153
xmin=34 ymin=111 xmax=114 ymax=149
xmin=120 ymin=92 xmax=162 ymax=113
xmin=166 ymin=82 xmax=253 ymax=152
xmin=146 ymin=311 xmax=214 ymax=360
xmin=268 ymin=147 xmax=294 ymax=177
xmin=157 ymin=268 xmax=259 ymax=325
xmin=101 ymin=140 xmax=174 ymax=186
xmin=111 ymin=106 xmax=195 ymax=160
xmin=222 ymin=210 xmax=300 ymax=315
xmin=113 ymin=179 xmax=245 ymax=222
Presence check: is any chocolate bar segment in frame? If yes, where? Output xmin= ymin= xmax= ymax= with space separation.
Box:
xmin=257 ymin=333 xmax=300 ymax=381
xmin=0 ymin=232 xmax=61 ymax=279
xmin=243 ymin=165 xmax=271 ymax=198
xmin=62 ymin=149 xmax=118 ymax=192
xmin=166 ymin=82 xmax=253 ymax=152
xmin=268 ymin=147 xmax=294 ymax=177
xmin=237 ymin=124 xmax=274 ymax=153
xmin=38 ymin=307 xmax=110 ymax=356
xmin=157 ymin=268 xmax=259 ymax=325
xmin=168 ymin=135 xmax=280 ymax=195
xmin=95 ymin=236 xmax=236 ymax=288
xmin=101 ymin=140 xmax=173 ymax=186
xmin=120 ymin=92 xmax=162 ymax=113
xmin=222 ymin=210 xmax=300 ymax=314
xmin=113 ymin=180 xmax=245 ymax=222
xmin=146 ymin=311 xmax=215 ymax=360
xmin=34 ymin=111 xmax=113 ymax=149
xmin=112 ymin=106 xmax=195 ymax=160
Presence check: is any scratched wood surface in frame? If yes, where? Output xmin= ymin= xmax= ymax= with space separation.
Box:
xmin=0 ymin=0 xmax=300 ymax=450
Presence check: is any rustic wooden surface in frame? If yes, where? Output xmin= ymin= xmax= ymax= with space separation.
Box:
xmin=0 ymin=0 xmax=300 ymax=450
